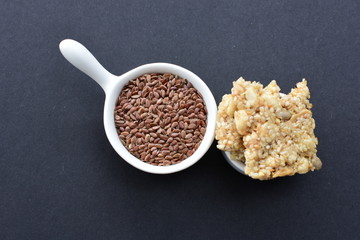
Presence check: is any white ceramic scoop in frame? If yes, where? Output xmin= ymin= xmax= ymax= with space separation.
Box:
xmin=59 ymin=39 xmax=217 ymax=174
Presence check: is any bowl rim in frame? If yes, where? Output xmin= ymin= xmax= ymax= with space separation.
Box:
xmin=103 ymin=62 xmax=217 ymax=174
xmin=222 ymin=151 xmax=245 ymax=174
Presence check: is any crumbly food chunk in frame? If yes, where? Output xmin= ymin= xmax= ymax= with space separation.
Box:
xmin=215 ymin=77 xmax=322 ymax=180
xmin=216 ymin=94 xmax=243 ymax=152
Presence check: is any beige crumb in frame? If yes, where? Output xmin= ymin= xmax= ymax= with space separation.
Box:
xmin=215 ymin=77 xmax=322 ymax=180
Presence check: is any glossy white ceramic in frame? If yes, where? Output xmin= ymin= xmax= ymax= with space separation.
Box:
xmin=222 ymin=151 xmax=245 ymax=174
xmin=59 ymin=39 xmax=217 ymax=174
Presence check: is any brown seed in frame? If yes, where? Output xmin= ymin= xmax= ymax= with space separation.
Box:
xmin=151 ymin=150 xmax=158 ymax=157
xmin=130 ymin=114 xmax=137 ymax=121
xmin=188 ymin=113 xmax=196 ymax=118
xmin=159 ymin=134 xmax=167 ymax=141
xmin=156 ymin=98 xmax=163 ymax=105
xmin=164 ymin=117 xmax=171 ymax=125
xmin=114 ymin=73 xmax=207 ymax=166
xmin=166 ymin=128 xmax=172 ymax=135
xmin=199 ymin=114 xmax=206 ymax=120
xmin=173 ymin=144 xmax=179 ymax=151
xmin=186 ymin=150 xmax=194 ymax=157
xmin=185 ymin=133 xmax=193 ymax=139
xmin=121 ymin=131 xmax=129 ymax=137
xmin=160 ymin=89 xmax=165 ymax=97
xmin=181 ymin=130 xmax=186 ymax=138
xmin=129 ymin=107 xmax=137 ymax=114
xmin=145 ymin=134 xmax=150 ymax=142
xmin=140 ymin=113 xmax=148 ymax=119
xmin=178 ymin=109 xmax=186 ymax=115
xmin=151 ymin=126 xmax=160 ymax=131
xmin=149 ymin=105 xmax=154 ymax=113
xmin=141 ymin=129 xmax=149 ymax=134
xmin=162 ymin=150 xmax=170 ymax=155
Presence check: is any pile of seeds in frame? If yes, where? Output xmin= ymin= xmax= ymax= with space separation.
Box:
xmin=114 ymin=73 xmax=207 ymax=166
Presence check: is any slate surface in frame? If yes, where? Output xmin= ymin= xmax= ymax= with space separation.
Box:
xmin=1 ymin=0 xmax=359 ymax=239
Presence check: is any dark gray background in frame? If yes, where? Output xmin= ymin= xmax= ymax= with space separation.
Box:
xmin=1 ymin=0 xmax=359 ymax=239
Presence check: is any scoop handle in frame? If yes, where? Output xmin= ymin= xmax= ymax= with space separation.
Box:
xmin=59 ymin=39 xmax=116 ymax=93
